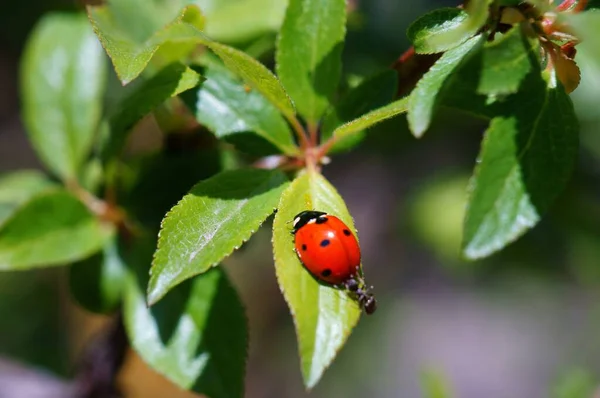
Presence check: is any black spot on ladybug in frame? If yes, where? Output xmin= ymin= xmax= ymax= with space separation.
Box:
xmin=320 ymin=239 xmax=330 ymax=247
xmin=343 ymin=229 xmax=351 ymax=236
xmin=316 ymin=217 xmax=328 ymax=224
xmin=301 ymin=244 xmax=307 ymax=251
xmin=321 ymin=269 xmax=332 ymax=277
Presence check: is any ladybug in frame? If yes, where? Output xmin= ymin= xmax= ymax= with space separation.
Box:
xmin=292 ymin=210 xmax=377 ymax=315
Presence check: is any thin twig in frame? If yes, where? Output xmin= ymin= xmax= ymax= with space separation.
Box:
xmin=307 ymin=122 xmax=319 ymax=147
xmin=285 ymin=114 xmax=310 ymax=149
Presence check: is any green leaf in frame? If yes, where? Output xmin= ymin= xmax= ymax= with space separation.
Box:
xmin=463 ymin=82 xmax=579 ymax=259
xmin=90 ymin=3 xmax=295 ymax=117
xmin=407 ymin=8 xmax=469 ymax=54
xmin=203 ymin=0 xmax=287 ymax=43
xmin=69 ymin=235 xmax=126 ymax=314
xmin=124 ymin=238 xmax=247 ymax=398
xmin=272 ymin=171 xmax=361 ymax=389
xmin=0 ymin=190 xmax=113 ymax=270
xmin=422 ymin=0 xmax=491 ymax=53
xmin=330 ymin=97 xmax=409 ymax=143
xmin=21 ymin=13 xmax=107 ymax=181
xmin=321 ymin=70 xmax=398 ymax=152
xmin=201 ymin=32 xmax=296 ymax=119
xmin=276 ymin=0 xmax=346 ymax=123
xmin=102 ymin=63 xmax=203 ymax=162
xmin=408 ymin=35 xmax=482 ymax=137
xmin=0 ymin=171 xmax=55 ymax=228
xmin=477 ymin=26 xmax=533 ymax=96
xmin=87 ymin=2 xmax=203 ymax=84
xmin=184 ymin=66 xmax=297 ymax=155
xmin=148 ymin=169 xmax=289 ymax=304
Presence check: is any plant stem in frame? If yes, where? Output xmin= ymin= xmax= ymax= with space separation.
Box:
xmin=286 ymin=114 xmax=310 ymax=149
xmin=556 ymin=0 xmax=587 ymax=12
xmin=308 ymin=122 xmax=319 ymax=147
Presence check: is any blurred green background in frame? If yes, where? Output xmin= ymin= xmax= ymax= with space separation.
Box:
xmin=1 ymin=1 xmax=600 ymax=397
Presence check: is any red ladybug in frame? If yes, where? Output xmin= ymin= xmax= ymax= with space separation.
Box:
xmin=292 ymin=210 xmax=377 ymax=315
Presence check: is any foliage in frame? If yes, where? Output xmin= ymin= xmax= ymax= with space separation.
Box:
xmin=1 ymin=0 xmax=596 ymax=396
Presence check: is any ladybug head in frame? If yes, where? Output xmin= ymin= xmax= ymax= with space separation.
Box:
xmin=292 ymin=210 xmax=327 ymax=233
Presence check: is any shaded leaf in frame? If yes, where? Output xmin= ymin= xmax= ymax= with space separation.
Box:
xmin=124 ymin=237 xmax=247 ymax=397
xmin=21 ymin=13 xmax=106 ymax=181
xmin=477 ymin=26 xmax=533 ymax=95
xmin=408 ymin=35 xmax=482 ymax=137
xmin=0 ymin=190 xmax=113 ymax=270
xmin=407 ymin=8 xmax=469 ymax=54
xmin=331 ymin=97 xmax=409 ymax=143
xmin=69 ymin=235 xmax=126 ymax=314
xmin=272 ymin=171 xmax=361 ymax=389
xmin=184 ymin=66 xmax=297 ymax=155
xmin=148 ymin=169 xmax=289 ymax=304
xmin=276 ymin=0 xmax=346 ymax=123
xmin=463 ymin=82 xmax=579 ymax=259
xmin=321 ymin=70 xmax=398 ymax=153
xmin=102 ymin=63 xmax=204 ymax=162
xmin=0 ymin=171 xmax=55 ymax=228
xmin=121 ymin=150 xmax=222 ymax=228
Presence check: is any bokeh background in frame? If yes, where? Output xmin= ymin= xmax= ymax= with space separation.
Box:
xmin=2 ymin=1 xmax=600 ymax=397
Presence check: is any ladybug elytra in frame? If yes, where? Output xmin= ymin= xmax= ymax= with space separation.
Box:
xmin=292 ymin=210 xmax=377 ymax=315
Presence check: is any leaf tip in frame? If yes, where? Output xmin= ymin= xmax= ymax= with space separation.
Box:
xmin=145 ymin=272 xmax=166 ymax=306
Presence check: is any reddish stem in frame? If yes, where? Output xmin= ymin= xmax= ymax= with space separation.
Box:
xmin=556 ymin=0 xmax=587 ymax=12
xmin=286 ymin=114 xmax=310 ymax=150
xmin=307 ymin=122 xmax=319 ymax=147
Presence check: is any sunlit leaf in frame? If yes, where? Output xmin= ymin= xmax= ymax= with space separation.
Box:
xmin=148 ymin=169 xmax=288 ymax=304
xmin=331 ymin=97 xmax=409 ymax=142
xmin=407 ymin=8 xmax=469 ymax=54
xmin=184 ymin=66 xmax=297 ymax=155
xmin=276 ymin=0 xmax=346 ymax=123
xmin=424 ymin=0 xmax=491 ymax=52
xmin=90 ymin=2 xmax=296 ymax=118
xmin=272 ymin=171 xmax=361 ymax=389
xmin=87 ymin=2 xmax=203 ymax=84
